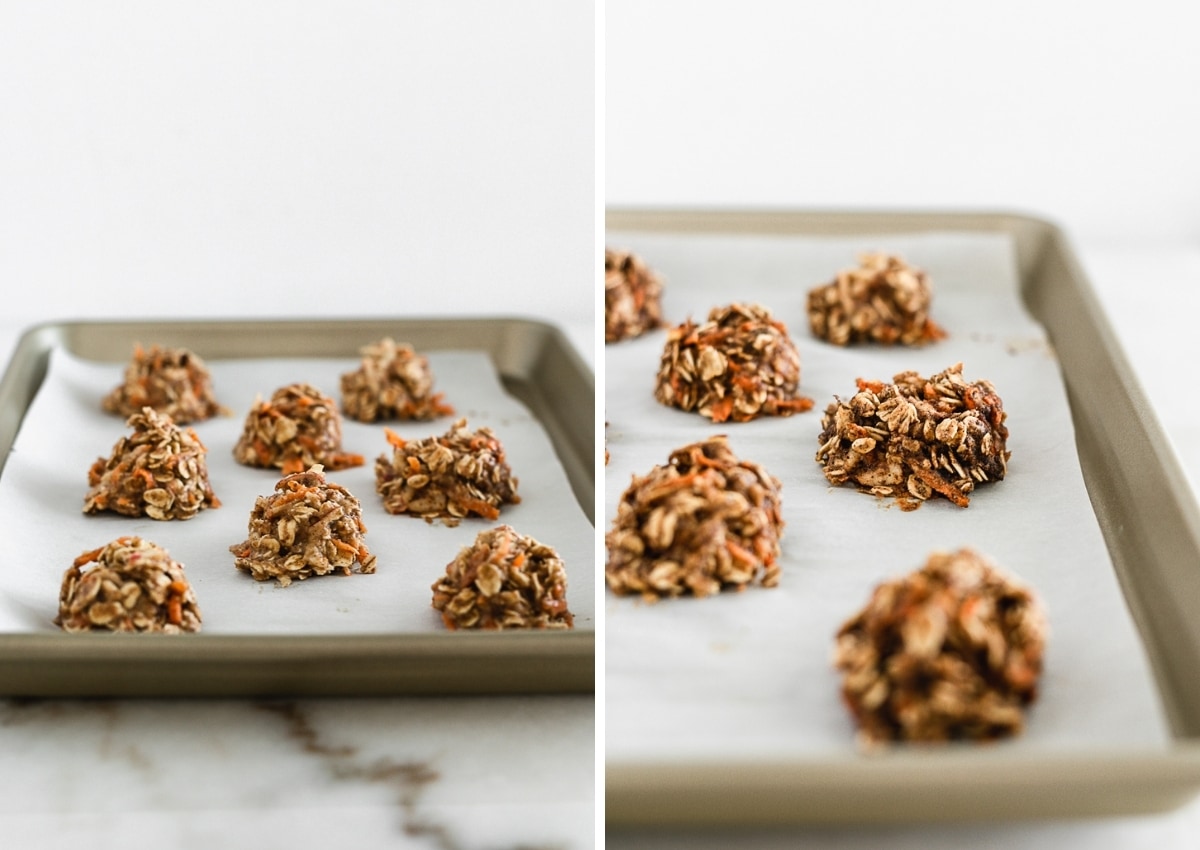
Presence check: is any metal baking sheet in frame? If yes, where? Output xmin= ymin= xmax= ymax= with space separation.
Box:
xmin=0 ymin=317 xmax=594 ymax=696
xmin=603 ymin=209 xmax=1200 ymax=823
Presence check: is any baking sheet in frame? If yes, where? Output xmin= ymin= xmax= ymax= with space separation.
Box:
xmin=0 ymin=347 xmax=595 ymax=635
xmin=604 ymin=229 xmax=1169 ymax=761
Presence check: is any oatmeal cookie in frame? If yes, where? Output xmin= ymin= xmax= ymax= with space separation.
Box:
xmin=233 ymin=382 xmax=364 ymax=474
xmin=835 ymin=548 xmax=1046 ymax=745
xmin=374 ymin=419 xmax=519 ymax=524
xmin=229 ymin=465 xmax=376 ymax=586
xmin=432 ymin=524 xmax=573 ymax=630
xmin=84 ymin=407 xmax=220 ymax=520
xmin=56 ymin=537 xmax=201 ymax=633
xmin=815 ymin=363 xmax=1009 ymax=508
xmin=605 ymin=247 xmax=665 ymax=342
xmin=654 ymin=302 xmax=813 ymax=423
xmin=340 ymin=337 xmax=455 ymax=422
xmin=605 ymin=435 xmax=783 ymax=600
xmin=807 ymin=253 xmax=946 ymax=346
xmin=102 ymin=343 xmax=228 ymax=424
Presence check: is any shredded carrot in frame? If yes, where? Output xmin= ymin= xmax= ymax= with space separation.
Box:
xmin=271 ymin=488 xmax=311 ymax=509
xmin=384 ymin=427 xmax=407 ymax=449
xmin=281 ymin=457 xmax=306 ymax=475
xmin=710 ymin=396 xmax=735 ymax=423
xmin=328 ymin=452 xmax=365 ymax=470
xmin=643 ymin=470 xmax=704 ymax=501
xmin=911 ymin=464 xmax=970 ymax=508
xmin=73 ymin=546 xmax=106 ymax=568
xmin=459 ymin=497 xmax=500 ymax=520
xmin=773 ymin=397 xmax=815 ymax=413
xmin=726 ymin=539 xmax=757 ymax=565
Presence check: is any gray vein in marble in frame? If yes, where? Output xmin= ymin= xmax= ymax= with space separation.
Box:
xmin=254 ymin=701 xmax=567 ymax=850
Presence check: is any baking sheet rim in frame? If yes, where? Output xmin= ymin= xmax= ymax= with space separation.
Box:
xmin=0 ymin=315 xmax=595 ymax=696
xmin=602 ymin=207 xmax=1200 ymax=822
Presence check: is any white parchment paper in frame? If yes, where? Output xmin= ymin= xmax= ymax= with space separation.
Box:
xmin=0 ymin=350 xmax=594 ymax=634
xmin=604 ymin=230 xmax=1170 ymax=760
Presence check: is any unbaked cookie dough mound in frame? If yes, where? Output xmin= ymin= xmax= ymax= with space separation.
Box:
xmin=233 ymin=382 xmax=364 ymax=474
xmin=432 ymin=524 xmax=573 ymax=630
xmin=374 ymin=419 xmax=519 ymax=524
xmin=654 ymin=302 xmax=813 ymax=423
xmin=605 ymin=435 xmax=784 ymax=600
xmin=102 ymin=343 xmax=228 ymax=424
xmin=56 ymin=536 xmax=202 ymax=633
xmin=834 ymin=548 xmax=1046 ymax=746
xmin=816 ymin=363 xmax=1009 ymax=509
xmin=229 ymin=465 xmax=376 ymax=587
xmin=605 ymin=247 xmax=665 ymax=343
xmin=340 ymin=337 xmax=455 ymax=423
xmin=84 ymin=407 xmax=220 ymax=520
xmin=807 ymin=253 xmax=946 ymax=346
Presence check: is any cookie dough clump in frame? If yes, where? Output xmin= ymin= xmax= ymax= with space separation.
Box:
xmin=84 ymin=407 xmax=220 ymax=520
xmin=230 ymin=466 xmax=376 ymax=587
xmin=102 ymin=343 xmax=227 ymax=423
xmin=56 ymin=537 xmax=202 ymax=633
xmin=654 ymin=302 xmax=813 ymax=423
xmin=432 ymin=524 xmax=573 ymax=630
xmin=340 ymin=337 xmax=455 ymax=422
xmin=815 ymin=363 xmax=1009 ymax=509
xmin=605 ymin=435 xmax=784 ymax=600
xmin=834 ymin=548 xmax=1046 ymax=746
xmin=374 ymin=419 xmax=520 ymax=524
xmin=807 ymin=253 xmax=946 ymax=346
xmin=605 ymin=247 xmax=665 ymax=342
xmin=233 ymin=382 xmax=364 ymax=474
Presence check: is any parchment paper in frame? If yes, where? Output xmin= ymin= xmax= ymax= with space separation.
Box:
xmin=604 ymin=230 xmax=1170 ymax=760
xmin=0 ymin=350 xmax=594 ymax=634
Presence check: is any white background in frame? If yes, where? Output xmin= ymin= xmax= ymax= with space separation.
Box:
xmin=0 ymin=1 xmax=595 ymax=338
xmin=606 ymin=0 xmax=1200 ymax=246
xmin=606 ymin=1 xmax=1200 ymax=847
